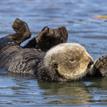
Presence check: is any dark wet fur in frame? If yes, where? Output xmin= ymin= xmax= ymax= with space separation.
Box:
xmin=0 ymin=18 xmax=69 ymax=81
xmin=0 ymin=44 xmax=67 ymax=81
xmin=0 ymin=44 xmax=45 ymax=74
xmin=92 ymin=55 xmax=107 ymax=77
xmin=10 ymin=18 xmax=31 ymax=44
xmin=24 ymin=26 xmax=68 ymax=51
xmin=1 ymin=18 xmax=106 ymax=81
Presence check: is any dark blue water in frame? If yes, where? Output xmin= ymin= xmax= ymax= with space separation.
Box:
xmin=0 ymin=0 xmax=107 ymax=106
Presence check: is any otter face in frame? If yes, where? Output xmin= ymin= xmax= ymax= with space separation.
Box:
xmin=92 ymin=55 xmax=107 ymax=77
xmin=35 ymin=26 xmax=68 ymax=51
xmin=44 ymin=43 xmax=93 ymax=80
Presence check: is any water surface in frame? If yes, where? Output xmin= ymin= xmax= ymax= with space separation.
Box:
xmin=0 ymin=0 xmax=107 ymax=106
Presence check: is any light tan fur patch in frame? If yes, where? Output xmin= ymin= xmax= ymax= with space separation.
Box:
xmin=44 ymin=43 xmax=93 ymax=80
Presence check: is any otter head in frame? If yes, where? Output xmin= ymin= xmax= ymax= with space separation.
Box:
xmin=43 ymin=43 xmax=93 ymax=81
xmin=35 ymin=26 xmax=68 ymax=51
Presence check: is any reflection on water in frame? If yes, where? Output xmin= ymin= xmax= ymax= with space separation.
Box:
xmin=1 ymin=75 xmax=107 ymax=107
xmin=0 ymin=0 xmax=107 ymax=106
xmin=38 ymin=81 xmax=91 ymax=105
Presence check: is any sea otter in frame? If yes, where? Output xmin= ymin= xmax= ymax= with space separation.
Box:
xmin=0 ymin=42 xmax=94 ymax=81
xmin=0 ymin=18 xmax=94 ymax=81
xmin=36 ymin=43 xmax=93 ymax=81
xmin=0 ymin=18 xmax=107 ymax=82
xmin=0 ymin=18 xmax=69 ymax=80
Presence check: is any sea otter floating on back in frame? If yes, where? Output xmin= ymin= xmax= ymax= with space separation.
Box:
xmin=0 ymin=18 xmax=107 ymax=81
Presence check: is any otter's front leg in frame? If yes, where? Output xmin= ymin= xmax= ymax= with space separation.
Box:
xmin=8 ymin=18 xmax=31 ymax=45
xmin=88 ymin=55 xmax=107 ymax=77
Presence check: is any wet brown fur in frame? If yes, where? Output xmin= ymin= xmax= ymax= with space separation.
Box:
xmin=0 ymin=18 xmax=68 ymax=81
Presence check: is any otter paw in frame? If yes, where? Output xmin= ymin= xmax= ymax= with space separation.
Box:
xmin=10 ymin=18 xmax=31 ymax=44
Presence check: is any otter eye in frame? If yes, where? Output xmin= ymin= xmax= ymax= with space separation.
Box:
xmin=52 ymin=63 xmax=58 ymax=69
xmin=54 ymin=63 xmax=58 ymax=67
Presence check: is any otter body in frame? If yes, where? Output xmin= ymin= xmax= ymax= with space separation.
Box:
xmin=0 ymin=18 xmax=107 ymax=82
xmin=0 ymin=42 xmax=93 ymax=82
xmin=0 ymin=18 xmax=69 ymax=81
xmin=0 ymin=44 xmax=45 ymax=75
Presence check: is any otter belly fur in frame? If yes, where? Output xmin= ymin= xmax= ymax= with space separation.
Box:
xmin=43 ymin=43 xmax=94 ymax=80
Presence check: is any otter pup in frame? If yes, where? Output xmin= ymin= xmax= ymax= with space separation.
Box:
xmin=24 ymin=26 xmax=68 ymax=51
xmin=36 ymin=43 xmax=94 ymax=81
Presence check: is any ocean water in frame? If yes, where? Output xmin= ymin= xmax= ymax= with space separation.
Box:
xmin=0 ymin=0 xmax=107 ymax=106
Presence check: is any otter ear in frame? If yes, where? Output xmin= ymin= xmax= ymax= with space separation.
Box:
xmin=58 ymin=26 xmax=68 ymax=42
xmin=41 ymin=26 xmax=49 ymax=32
xmin=36 ymin=26 xmax=49 ymax=43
